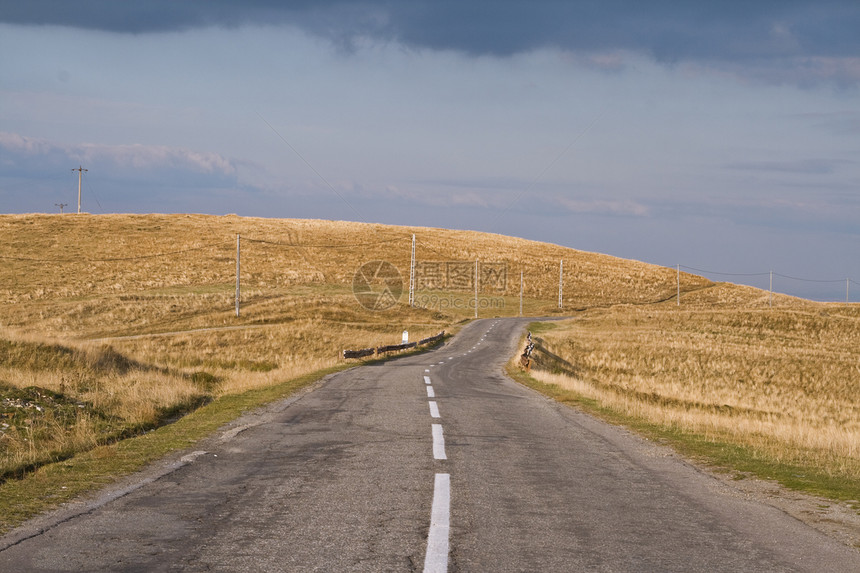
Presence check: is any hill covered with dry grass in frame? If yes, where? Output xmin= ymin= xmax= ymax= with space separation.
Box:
xmin=1 ymin=212 xmax=711 ymax=322
xmin=0 ymin=212 xmax=713 ymax=482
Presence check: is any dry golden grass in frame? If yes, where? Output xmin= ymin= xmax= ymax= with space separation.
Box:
xmin=0 ymin=293 xmax=447 ymax=478
xmin=530 ymin=302 xmax=860 ymax=480
xmin=3 ymin=212 xmax=697 ymax=479
xmin=0 ymin=212 xmax=706 ymax=404
xmin=0 ymin=213 xmax=708 ymax=323
xmin=0 ymin=338 xmax=208 ymax=477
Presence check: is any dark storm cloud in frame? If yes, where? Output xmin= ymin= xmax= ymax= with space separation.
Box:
xmin=0 ymin=1 xmax=377 ymax=36
xmin=3 ymin=1 xmax=859 ymax=64
xmin=386 ymin=1 xmax=860 ymax=63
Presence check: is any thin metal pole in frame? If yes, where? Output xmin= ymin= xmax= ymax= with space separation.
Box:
xmin=474 ymin=259 xmax=479 ymax=319
xmin=72 ymin=165 xmax=87 ymax=213
xmin=847 ymin=278 xmax=850 ymax=304
xmin=235 ymin=234 xmax=241 ymax=318
xmin=409 ymin=234 xmax=416 ymax=307
xmin=769 ymin=270 xmax=773 ymax=308
xmin=519 ymin=270 xmax=523 ymax=317
xmin=558 ymin=260 xmax=563 ymax=309
xmin=677 ymin=264 xmax=680 ymax=306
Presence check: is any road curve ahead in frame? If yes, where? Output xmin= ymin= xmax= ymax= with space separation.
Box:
xmin=1 ymin=318 xmax=858 ymax=572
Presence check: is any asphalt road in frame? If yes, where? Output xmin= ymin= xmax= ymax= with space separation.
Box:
xmin=1 ymin=318 xmax=858 ymax=572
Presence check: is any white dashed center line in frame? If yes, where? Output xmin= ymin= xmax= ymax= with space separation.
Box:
xmin=423 ymin=473 xmax=451 ymax=573
xmin=423 ymin=358 xmax=449 ymax=571
xmin=431 ymin=423 xmax=446 ymax=460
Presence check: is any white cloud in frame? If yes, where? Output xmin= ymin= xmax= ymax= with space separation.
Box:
xmin=699 ymin=56 xmax=860 ymax=88
xmin=554 ymin=196 xmax=650 ymax=217
xmin=0 ymin=131 xmax=56 ymax=156
xmin=0 ymin=132 xmax=237 ymax=177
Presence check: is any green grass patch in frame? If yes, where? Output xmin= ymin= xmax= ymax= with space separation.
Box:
xmin=506 ymin=362 xmax=860 ymax=504
xmin=0 ymin=362 xmax=353 ymax=536
xmin=526 ymin=321 xmax=559 ymax=335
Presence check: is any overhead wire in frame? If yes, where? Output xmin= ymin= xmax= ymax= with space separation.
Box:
xmin=486 ymin=108 xmax=607 ymax=234
xmin=773 ymin=273 xmax=846 ymax=284
xmin=0 ymin=234 xmax=410 ymax=263
xmin=242 ymin=236 xmax=407 ymax=249
xmin=679 ymin=265 xmax=770 ymax=278
xmin=0 ymin=241 xmax=232 ymax=263
xmin=83 ymin=170 xmax=104 ymax=213
xmin=257 ymin=112 xmax=367 ymax=225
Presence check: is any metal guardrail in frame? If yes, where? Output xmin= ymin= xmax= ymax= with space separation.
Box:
xmin=376 ymin=341 xmax=418 ymax=354
xmin=342 ymin=348 xmax=375 ymax=359
xmin=343 ymin=331 xmax=445 ymax=359
xmin=418 ymin=332 xmax=446 ymax=346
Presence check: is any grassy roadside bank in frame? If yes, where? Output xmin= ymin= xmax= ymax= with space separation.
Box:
xmin=509 ymin=362 xmax=860 ymax=504
xmin=0 ymin=334 xmax=453 ymax=537
xmin=508 ymin=319 xmax=860 ymax=507
xmin=0 ymin=363 xmax=350 ymax=536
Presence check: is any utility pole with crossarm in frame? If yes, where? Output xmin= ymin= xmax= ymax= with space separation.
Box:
xmin=71 ymin=165 xmax=87 ymax=213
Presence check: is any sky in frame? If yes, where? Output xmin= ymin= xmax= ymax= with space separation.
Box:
xmin=2 ymin=1 xmax=859 ymax=300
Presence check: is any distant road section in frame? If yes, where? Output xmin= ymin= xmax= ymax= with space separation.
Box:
xmin=1 ymin=318 xmax=858 ymax=571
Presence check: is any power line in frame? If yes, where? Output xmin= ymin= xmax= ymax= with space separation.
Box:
xmin=680 ymin=265 xmax=770 ymax=278
xmin=242 ymin=236 xmax=407 ymax=249
xmin=257 ymin=112 xmax=367 ymax=224
xmin=678 ymin=264 xmax=859 ymax=303
xmin=0 ymin=234 xmax=409 ymax=263
xmin=0 ymin=241 xmax=231 ymax=263
xmin=415 ymin=239 xmax=454 ymax=260
xmin=83 ymin=173 xmax=104 ymax=213
xmin=680 ymin=265 xmax=849 ymax=284
xmin=773 ymin=273 xmax=845 ymax=284
xmin=487 ymin=109 xmax=606 ymax=233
